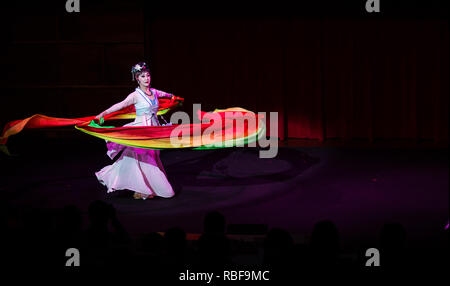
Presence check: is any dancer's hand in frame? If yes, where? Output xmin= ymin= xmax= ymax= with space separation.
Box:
xmin=94 ymin=113 xmax=105 ymax=125
xmin=95 ymin=112 xmax=104 ymax=120
xmin=171 ymin=95 xmax=181 ymax=102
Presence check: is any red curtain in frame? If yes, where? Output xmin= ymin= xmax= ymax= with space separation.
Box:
xmin=147 ymin=18 xmax=448 ymax=143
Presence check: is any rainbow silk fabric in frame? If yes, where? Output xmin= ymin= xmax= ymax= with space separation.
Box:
xmin=0 ymin=97 xmax=265 ymax=153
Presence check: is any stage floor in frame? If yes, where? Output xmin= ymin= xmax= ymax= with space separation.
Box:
xmin=1 ymin=137 xmax=448 ymax=252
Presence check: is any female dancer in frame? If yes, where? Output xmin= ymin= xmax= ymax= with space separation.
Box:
xmin=94 ymin=62 xmax=176 ymax=200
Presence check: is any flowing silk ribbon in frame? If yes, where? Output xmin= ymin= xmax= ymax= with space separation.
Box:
xmin=1 ymin=97 xmax=265 ymax=153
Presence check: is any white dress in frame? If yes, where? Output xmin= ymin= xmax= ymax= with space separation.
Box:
xmin=95 ymin=87 xmax=175 ymax=198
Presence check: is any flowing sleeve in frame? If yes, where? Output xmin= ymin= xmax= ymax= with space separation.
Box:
xmin=102 ymin=92 xmax=137 ymax=116
xmin=152 ymin=88 xmax=173 ymax=99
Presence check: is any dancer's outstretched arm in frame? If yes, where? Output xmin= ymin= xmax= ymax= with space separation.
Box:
xmin=152 ymin=88 xmax=182 ymax=102
xmin=152 ymin=88 xmax=173 ymax=99
xmin=95 ymin=92 xmax=137 ymax=119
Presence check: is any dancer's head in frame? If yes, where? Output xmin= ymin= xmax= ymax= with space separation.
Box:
xmin=131 ymin=62 xmax=151 ymax=87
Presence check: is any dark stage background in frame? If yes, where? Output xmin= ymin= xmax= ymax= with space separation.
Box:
xmin=1 ymin=0 xmax=448 ymax=144
xmin=0 ymin=0 xmax=448 ymax=274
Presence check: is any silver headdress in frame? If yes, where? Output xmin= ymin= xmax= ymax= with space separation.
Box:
xmin=131 ymin=62 xmax=150 ymax=81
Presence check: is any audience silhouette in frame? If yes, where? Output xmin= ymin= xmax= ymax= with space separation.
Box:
xmin=309 ymin=220 xmax=341 ymax=269
xmin=2 ymin=200 xmax=447 ymax=278
xmin=194 ymin=211 xmax=232 ymax=272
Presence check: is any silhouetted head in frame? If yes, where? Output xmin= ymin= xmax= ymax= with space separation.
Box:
xmin=164 ymin=227 xmax=187 ymax=251
xmin=203 ymin=211 xmax=226 ymax=234
xmin=311 ymin=220 xmax=340 ymax=254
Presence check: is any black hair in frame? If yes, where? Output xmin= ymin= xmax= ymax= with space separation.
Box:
xmin=131 ymin=62 xmax=151 ymax=81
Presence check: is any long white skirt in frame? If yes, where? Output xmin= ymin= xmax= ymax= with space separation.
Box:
xmin=95 ymin=116 xmax=175 ymax=198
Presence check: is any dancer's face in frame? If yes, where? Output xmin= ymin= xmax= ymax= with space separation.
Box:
xmin=137 ymin=71 xmax=151 ymax=87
